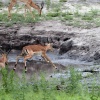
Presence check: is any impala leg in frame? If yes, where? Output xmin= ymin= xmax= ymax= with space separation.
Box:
xmin=29 ymin=2 xmax=41 ymax=15
xmin=41 ymin=55 xmax=49 ymax=62
xmin=14 ymin=55 xmax=22 ymax=70
xmin=24 ymin=59 xmax=27 ymax=72
xmin=24 ymin=5 xmax=28 ymax=18
xmin=5 ymin=61 xmax=8 ymax=65
xmin=8 ymin=0 xmax=17 ymax=19
xmin=25 ymin=4 xmax=35 ymax=19
xmin=42 ymin=53 xmax=57 ymax=69
xmin=0 ymin=63 xmax=5 ymax=68
xmin=24 ymin=55 xmax=33 ymax=72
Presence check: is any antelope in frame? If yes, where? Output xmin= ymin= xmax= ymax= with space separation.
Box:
xmin=14 ymin=43 xmax=57 ymax=72
xmin=0 ymin=54 xmax=8 ymax=68
xmin=8 ymin=0 xmax=44 ymax=19
xmin=0 ymin=48 xmax=10 ymax=68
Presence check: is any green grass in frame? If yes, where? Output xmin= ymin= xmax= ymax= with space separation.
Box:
xmin=47 ymin=12 xmax=60 ymax=17
xmin=81 ymin=13 xmax=93 ymax=20
xmin=0 ymin=91 xmax=94 ymax=100
xmin=0 ymin=67 xmax=99 ymax=100
xmin=59 ymin=0 xmax=68 ymax=2
xmin=0 ymin=3 xmax=100 ymax=28
xmin=0 ymin=11 xmax=42 ymax=26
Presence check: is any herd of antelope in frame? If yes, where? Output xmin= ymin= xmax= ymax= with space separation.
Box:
xmin=0 ymin=43 xmax=57 ymax=72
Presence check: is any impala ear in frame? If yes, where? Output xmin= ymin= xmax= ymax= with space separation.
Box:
xmin=0 ymin=46 xmax=4 ymax=54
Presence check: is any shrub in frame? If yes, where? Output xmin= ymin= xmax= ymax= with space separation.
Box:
xmin=64 ymin=15 xmax=73 ymax=20
xmin=0 ymin=67 xmax=15 ymax=93
xmin=81 ymin=13 xmax=93 ymax=20
xmin=66 ymin=67 xmax=82 ymax=94
xmin=59 ymin=0 xmax=67 ymax=2
xmin=47 ymin=12 xmax=60 ymax=17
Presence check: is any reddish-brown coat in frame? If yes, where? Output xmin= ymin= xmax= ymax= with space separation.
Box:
xmin=0 ymin=54 xmax=8 ymax=68
xmin=8 ymin=0 xmax=44 ymax=19
xmin=14 ymin=44 xmax=57 ymax=72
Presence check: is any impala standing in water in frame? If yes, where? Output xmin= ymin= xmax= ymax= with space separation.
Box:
xmin=14 ymin=43 xmax=57 ymax=72
xmin=0 ymin=48 xmax=9 ymax=68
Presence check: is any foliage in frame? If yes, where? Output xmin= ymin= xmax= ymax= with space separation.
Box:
xmin=0 ymin=67 xmax=15 ymax=93
xmin=81 ymin=13 xmax=93 ymax=20
xmin=59 ymin=0 xmax=67 ymax=2
xmin=0 ymin=2 xmax=3 ymax=7
xmin=0 ymin=1 xmax=100 ymax=28
xmin=64 ymin=67 xmax=83 ymax=95
xmin=0 ymin=67 xmax=99 ymax=100
xmin=45 ymin=0 xmax=51 ymax=9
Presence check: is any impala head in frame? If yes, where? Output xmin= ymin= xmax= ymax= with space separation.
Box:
xmin=0 ymin=47 xmax=11 ymax=65
xmin=0 ymin=52 xmax=8 ymax=65
xmin=1 ymin=54 xmax=8 ymax=64
xmin=45 ymin=43 xmax=53 ymax=51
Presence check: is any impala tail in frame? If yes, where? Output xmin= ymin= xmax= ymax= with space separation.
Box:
xmin=39 ymin=1 xmax=44 ymax=16
xmin=30 ymin=1 xmax=44 ymax=16
xmin=41 ymin=1 xmax=44 ymax=11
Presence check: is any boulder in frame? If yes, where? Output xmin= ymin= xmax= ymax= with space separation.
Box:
xmin=93 ymin=52 xmax=100 ymax=60
xmin=59 ymin=40 xmax=73 ymax=54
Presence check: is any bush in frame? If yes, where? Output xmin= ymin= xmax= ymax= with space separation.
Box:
xmin=0 ymin=67 xmax=15 ymax=93
xmin=47 ymin=12 xmax=60 ymax=17
xmin=59 ymin=0 xmax=67 ymax=2
xmin=66 ymin=67 xmax=82 ymax=94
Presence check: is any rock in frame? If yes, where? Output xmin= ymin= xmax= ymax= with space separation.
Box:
xmin=93 ymin=52 xmax=100 ymax=60
xmin=59 ymin=40 xmax=73 ymax=54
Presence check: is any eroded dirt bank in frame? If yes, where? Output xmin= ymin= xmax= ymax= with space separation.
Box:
xmin=0 ymin=20 xmax=100 ymax=63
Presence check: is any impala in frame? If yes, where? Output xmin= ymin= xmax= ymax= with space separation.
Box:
xmin=8 ymin=0 xmax=44 ymax=19
xmin=14 ymin=43 xmax=57 ymax=72
xmin=0 ymin=48 xmax=9 ymax=68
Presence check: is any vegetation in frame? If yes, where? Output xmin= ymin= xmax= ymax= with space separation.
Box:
xmin=0 ymin=1 xmax=100 ymax=28
xmin=59 ymin=0 xmax=67 ymax=2
xmin=0 ymin=2 xmax=3 ymax=7
xmin=45 ymin=0 xmax=51 ymax=9
xmin=0 ymin=67 xmax=99 ymax=100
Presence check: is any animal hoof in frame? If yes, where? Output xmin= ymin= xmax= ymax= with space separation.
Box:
xmin=25 ymin=69 xmax=27 ymax=73
xmin=50 ymin=75 xmax=52 ymax=77
xmin=55 ymin=67 xmax=57 ymax=69
xmin=13 ymin=68 xmax=16 ymax=71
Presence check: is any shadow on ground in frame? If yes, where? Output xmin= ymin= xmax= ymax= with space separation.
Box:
xmin=7 ymin=60 xmax=66 ymax=79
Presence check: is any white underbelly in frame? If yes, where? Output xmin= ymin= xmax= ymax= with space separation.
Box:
xmin=33 ymin=51 xmax=42 ymax=56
